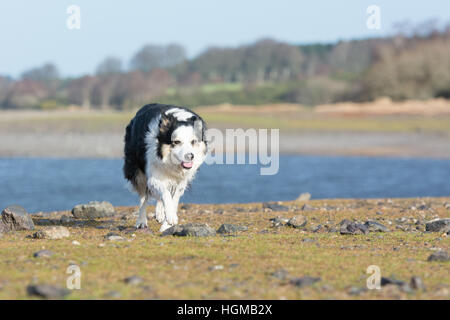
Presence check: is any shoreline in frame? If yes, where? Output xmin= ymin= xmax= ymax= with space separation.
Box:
xmin=1 ymin=131 xmax=450 ymax=159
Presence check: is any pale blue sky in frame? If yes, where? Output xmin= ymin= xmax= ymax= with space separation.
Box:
xmin=0 ymin=0 xmax=448 ymax=78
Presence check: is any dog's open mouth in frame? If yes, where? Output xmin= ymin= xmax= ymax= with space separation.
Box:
xmin=181 ymin=162 xmax=193 ymax=169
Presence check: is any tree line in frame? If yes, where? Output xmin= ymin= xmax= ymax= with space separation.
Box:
xmin=1 ymin=22 xmax=449 ymax=109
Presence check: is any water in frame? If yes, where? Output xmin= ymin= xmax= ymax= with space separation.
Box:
xmin=0 ymin=156 xmax=449 ymax=213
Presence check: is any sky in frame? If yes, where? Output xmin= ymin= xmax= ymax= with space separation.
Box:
xmin=0 ymin=0 xmax=449 ymax=78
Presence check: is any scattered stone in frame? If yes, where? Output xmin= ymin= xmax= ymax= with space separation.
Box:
xmin=33 ymin=250 xmax=54 ymax=258
xmin=364 ymin=220 xmax=389 ymax=232
xmin=302 ymin=238 xmax=316 ymax=243
xmin=427 ymin=251 xmax=450 ymax=262
xmin=71 ymin=201 xmax=116 ymax=219
xmin=300 ymin=204 xmax=315 ymax=211
xmin=262 ymin=202 xmax=289 ymax=212
xmin=0 ymin=206 xmax=34 ymax=232
xmin=104 ymin=290 xmax=122 ymax=298
xmin=217 ymin=224 xmax=247 ymax=234
xmin=381 ymin=277 xmax=405 ymax=287
xmin=209 ymin=265 xmax=224 ymax=271
xmin=72 ymin=240 xmax=80 ymax=245
xmin=289 ymin=276 xmax=321 ymax=288
xmin=33 ymin=226 xmax=70 ymax=240
xmin=26 ymin=284 xmax=70 ymax=299
xmin=339 ymin=219 xmax=368 ymax=235
xmin=444 ymin=202 xmax=450 ymax=210
xmin=59 ymin=215 xmax=73 ymax=224
xmin=287 ymin=215 xmax=307 ymax=228
xmin=410 ymin=276 xmax=425 ymax=290
xmin=348 ymin=287 xmax=367 ymax=296
xmin=180 ymin=204 xmax=192 ymax=210
xmin=162 ymin=223 xmax=216 ymax=237
xmin=296 ymin=192 xmax=311 ymax=202
xmin=105 ymin=232 xmax=124 ymax=241
xmin=124 ymin=275 xmax=143 ymax=285
xmin=270 ymin=217 xmax=289 ymax=227
xmin=425 ymin=218 xmax=450 ymax=233
xmin=271 ymin=269 xmax=289 ymax=280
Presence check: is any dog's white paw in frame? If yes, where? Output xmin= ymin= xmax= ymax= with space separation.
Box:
xmin=135 ymin=219 xmax=148 ymax=229
xmin=159 ymin=221 xmax=172 ymax=232
xmin=165 ymin=212 xmax=178 ymax=225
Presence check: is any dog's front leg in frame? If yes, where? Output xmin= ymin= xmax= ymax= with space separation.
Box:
xmin=155 ymin=200 xmax=165 ymax=223
xmin=148 ymin=177 xmax=177 ymax=231
xmin=135 ymin=195 xmax=148 ymax=229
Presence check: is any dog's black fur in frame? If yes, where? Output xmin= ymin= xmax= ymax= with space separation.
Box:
xmin=123 ymin=103 xmax=206 ymax=191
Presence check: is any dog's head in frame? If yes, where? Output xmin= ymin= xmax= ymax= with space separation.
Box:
xmin=157 ymin=111 xmax=207 ymax=171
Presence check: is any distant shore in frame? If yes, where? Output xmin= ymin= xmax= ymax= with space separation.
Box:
xmin=1 ymin=100 xmax=450 ymax=159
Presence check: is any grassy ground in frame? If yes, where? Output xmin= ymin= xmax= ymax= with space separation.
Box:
xmin=0 ymin=197 xmax=448 ymax=299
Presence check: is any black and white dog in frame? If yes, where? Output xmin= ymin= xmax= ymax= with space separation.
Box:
xmin=123 ymin=103 xmax=207 ymax=232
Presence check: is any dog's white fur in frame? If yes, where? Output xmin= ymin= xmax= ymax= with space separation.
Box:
xmin=133 ymin=108 xmax=206 ymax=232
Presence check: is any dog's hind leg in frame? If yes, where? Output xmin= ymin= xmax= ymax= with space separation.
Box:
xmin=135 ymin=194 xmax=149 ymax=229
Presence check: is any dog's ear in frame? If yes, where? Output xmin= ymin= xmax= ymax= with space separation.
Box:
xmin=193 ymin=117 xmax=205 ymax=142
xmin=159 ymin=112 xmax=171 ymax=135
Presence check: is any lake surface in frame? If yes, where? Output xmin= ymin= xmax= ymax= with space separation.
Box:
xmin=0 ymin=156 xmax=449 ymax=213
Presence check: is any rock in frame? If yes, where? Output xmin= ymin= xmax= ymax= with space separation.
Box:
xmin=162 ymin=223 xmax=216 ymax=237
xmin=300 ymin=204 xmax=315 ymax=211
xmin=381 ymin=277 xmax=405 ymax=287
xmin=287 ymin=215 xmax=307 ymax=228
xmin=71 ymin=201 xmax=116 ymax=219
xmin=33 ymin=250 xmax=54 ymax=258
xmin=209 ymin=265 xmax=224 ymax=271
xmin=339 ymin=219 xmax=368 ymax=235
xmin=410 ymin=276 xmax=425 ymax=290
xmin=104 ymin=290 xmax=122 ymax=299
xmin=33 ymin=226 xmax=70 ymax=240
xmin=348 ymin=287 xmax=367 ymax=296
xmin=262 ymin=202 xmax=289 ymax=212
xmin=26 ymin=284 xmax=70 ymax=299
xmin=296 ymin=192 xmax=311 ymax=201
xmin=105 ymin=232 xmax=124 ymax=241
xmin=59 ymin=215 xmax=73 ymax=224
xmin=0 ymin=206 xmax=34 ymax=232
xmin=427 ymin=251 xmax=450 ymax=262
xmin=364 ymin=220 xmax=389 ymax=232
xmin=271 ymin=269 xmax=289 ymax=280
xmin=217 ymin=224 xmax=247 ymax=234
xmin=425 ymin=218 xmax=450 ymax=233
xmin=290 ymin=276 xmax=321 ymax=288
xmin=270 ymin=217 xmax=289 ymax=227
xmin=444 ymin=202 xmax=450 ymax=210
xmin=124 ymin=275 xmax=143 ymax=285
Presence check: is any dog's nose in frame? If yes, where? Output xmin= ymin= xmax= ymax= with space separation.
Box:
xmin=185 ymin=153 xmax=194 ymax=161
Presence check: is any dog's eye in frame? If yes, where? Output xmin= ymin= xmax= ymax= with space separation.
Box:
xmin=172 ymin=140 xmax=181 ymax=145
xmin=191 ymin=139 xmax=197 ymax=145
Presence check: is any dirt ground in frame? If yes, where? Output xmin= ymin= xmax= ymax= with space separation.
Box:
xmin=0 ymin=197 xmax=448 ymax=299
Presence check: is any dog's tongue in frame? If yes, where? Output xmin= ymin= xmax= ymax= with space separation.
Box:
xmin=182 ymin=162 xmax=193 ymax=169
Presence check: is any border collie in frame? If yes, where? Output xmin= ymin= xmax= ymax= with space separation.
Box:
xmin=123 ymin=103 xmax=207 ymax=232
